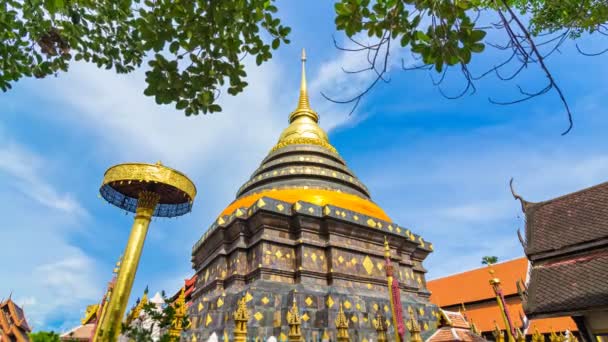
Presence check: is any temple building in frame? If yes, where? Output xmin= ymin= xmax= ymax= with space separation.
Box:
xmin=427 ymin=257 xmax=578 ymax=340
xmin=512 ymin=181 xmax=608 ymax=341
xmin=0 ymin=297 xmax=31 ymax=342
xmin=188 ymin=50 xmax=438 ymax=341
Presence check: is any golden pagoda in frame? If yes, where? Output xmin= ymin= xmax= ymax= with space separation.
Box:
xmin=188 ymin=50 xmax=437 ymax=340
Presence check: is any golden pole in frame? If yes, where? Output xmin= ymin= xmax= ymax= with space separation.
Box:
xmin=95 ymin=191 xmax=159 ymax=341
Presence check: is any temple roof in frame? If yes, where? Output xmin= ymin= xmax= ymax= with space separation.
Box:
xmin=0 ymin=298 xmax=31 ymax=342
xmin=426 ymin=310 xmax=486 ymax=342
xmin=427 ymin=258 xmax=577 ymax=334
xmin=518 ymin=180 xmax=608 ymax=256
xmin=525 ymin=250 xmax=608 ymax=318
xmin=220 ymin=49 xmax=389 ymax=222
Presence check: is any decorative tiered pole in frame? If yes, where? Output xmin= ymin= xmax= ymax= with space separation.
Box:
xmin=487 ymin=263 xmax=516 ymax=341
xmin=287 ymin=296 xmax=303 ymax=342
xmin=94 ymin=162 xmax=197 ymax=341
xmin=374 ymin=312 xmax=388 ymax=342
xmin=407 ymin=307 xmax=423 ymax=342
xmin=384 ymin=236 xmax=405 ymax=342
xmin=233 ymin=296 xmax=250 ymax=342
xmin=92 ymin=255 xmax=122 ymax=341
xmin=335 ymin=303 xmax=350 ymax=342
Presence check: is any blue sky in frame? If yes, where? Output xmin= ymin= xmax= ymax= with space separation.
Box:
xmin=2 ymin=1 xmax=608 ymax=332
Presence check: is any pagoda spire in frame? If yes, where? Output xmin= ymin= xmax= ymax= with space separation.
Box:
xmin=289 ymin=48 xmax=319 ymax=124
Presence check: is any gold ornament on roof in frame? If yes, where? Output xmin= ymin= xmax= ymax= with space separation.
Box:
xmin=271 ymin=49 xmax=338 ymax=154
xmin=493 ymin=322 xmax=505 ymax=342
xmin=532 ymin=329 xmax=545 ymax=342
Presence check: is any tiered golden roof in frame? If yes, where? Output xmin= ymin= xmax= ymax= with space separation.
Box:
xmin=218 ymin=50 xmax=390 ymax=222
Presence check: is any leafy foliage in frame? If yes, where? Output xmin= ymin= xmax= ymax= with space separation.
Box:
xmin=335 ymin=0 xmax=488 ymax=73
xmin=29 ymin=331 xmax=62 ymax=342
xmin=121 ymin=292 xmax=189 ymax=342
xmin=482 ymin=256 xmax=499 ymax=265
xmin=512 ymin=0 xmax=608 ymax=37
xmin=0 ymin=0 xmax=290 ymax=115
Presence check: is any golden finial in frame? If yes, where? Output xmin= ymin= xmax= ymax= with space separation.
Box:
xmin=549 ymin=329 xmax=561 ymax=342
xmin=336 ymin=303 xmax=350 ymax=342
xmin=287 ymin=296 xmax=303 ymax=341
xmin=384 ymin=236 xmax=391 ymax=258
xmin=289 ymin=48 xmax=318 ymax=123
xmin=271 ymin=49 xmax=339 ymax=153
xmin=169 ymin=287 xmax=187 ymax=338
xmin=374 ymin=312 xmax=388 ymax=342
xmin=407 ymin=307 xmax=423 ymax=342
xmin=515 ymin=328 xmax=526 ymax=342
xmin=470 ymin=320 xmax=480 ymax=335
xmin=493 ymin=322 xmax=505 ymax=342
xmin=532 ymin=329 xmax=545 ymax=342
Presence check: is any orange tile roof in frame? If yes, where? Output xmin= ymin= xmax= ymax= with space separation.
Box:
xmin=428 ymin=257 xmax=529 ymax=307
xmin=427 ymin=257 xmax=577 ymax=334
xmin=464 ymin=301 xmax=576 ymax=334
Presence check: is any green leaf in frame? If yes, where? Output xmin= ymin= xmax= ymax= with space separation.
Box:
xmin=470 ymin=30 xmax=487 ymax=42
xmin=470 ymin=43 xmax=485 ymax=53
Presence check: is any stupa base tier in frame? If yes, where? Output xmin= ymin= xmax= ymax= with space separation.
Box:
xmin=187 ymin=281 xmax=438 ymax=341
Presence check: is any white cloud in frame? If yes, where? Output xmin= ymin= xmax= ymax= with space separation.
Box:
xmin=0 ymin=140 xmax=85 ymax=216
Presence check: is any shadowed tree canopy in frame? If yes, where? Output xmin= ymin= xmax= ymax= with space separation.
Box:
xmin=0 ymin=0 xmax=290 ymax=115
xmin=1 ymin=0 xmax=607 ymax=132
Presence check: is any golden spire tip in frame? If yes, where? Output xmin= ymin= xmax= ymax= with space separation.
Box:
xmin=289 ymin=48 xmax=317 ymax=123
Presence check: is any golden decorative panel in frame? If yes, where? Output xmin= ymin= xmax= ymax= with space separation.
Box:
xmin=351 ymin=315 xmax=358 ymax=323
xmin=276 ymin=204 xmax=284 ymax=211
xmin=419 ymin=307 xmax=425 ymax=316
xmin=305 ymin=297 xmax=313 ymax=306
xmin=373 ymin=303 xmax=379 ymax=312
xmin=350 ymin=257 xmax=357 ymax=265
xmin=254 ymin=312 xmax=263 ymax=321
xmin=198 ymin=302 xmax=203 ymax=312
xmin=275 ymin=250 xmax=283 ymax=259
xmin=366 ymin=218 xmax=377 ymax=228
xmin=326 ymin=296 xmax=335 ymax=308
xmin=311 ymin=253 xmax=317 ymax=262
xmin=362 ymin=256 xmax=374 ymax=275
xmin=384 ymin=305 xmax=389 ymax=313
xmin=338 ymin=255 xmax=345 ymax=264
xmin=261 ymin=297 xmax=270 ymax=305
xmin=216 ymin=298 xmax=224 ymax=308
xmin=344 ymin=301 xmax=352 ymax=309
xmin=205 ymin=314 xmax=212 ymax=327
xmin=245 ymin=292 xmax=253 ymax=302
xmin=302 ymin=313 xmax=310 ymax=322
